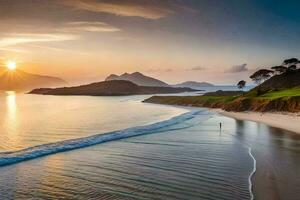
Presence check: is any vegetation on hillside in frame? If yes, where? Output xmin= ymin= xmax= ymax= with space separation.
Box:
xmin=145 ymin=87 xmax=300 ymax=112
xmin=145 ymin=58 xmax=300 ymax=112
xmin=249 ymin=58 xmax=300 ymax=91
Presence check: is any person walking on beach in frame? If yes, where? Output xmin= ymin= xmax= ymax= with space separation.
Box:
xmin=219 ymin=122 xmax=222 ymax=132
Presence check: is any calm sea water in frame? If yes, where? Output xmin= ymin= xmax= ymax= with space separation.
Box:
xmin=0 ymin=92 xmax=186 ymax=151
xmin=0 ymin=91 xmax=299 ymax=200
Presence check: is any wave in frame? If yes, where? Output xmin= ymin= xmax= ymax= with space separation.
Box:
xmin=0 ymin=110 xmax=206 ymax=167
xmin=248 ymin=147 xmax=256 ymax=200
xmin=222 ymin=130 xmax=257 ymax=200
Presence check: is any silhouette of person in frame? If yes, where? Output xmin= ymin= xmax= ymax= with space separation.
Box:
xmin=219 ymin=122 xmax=222 ymax=131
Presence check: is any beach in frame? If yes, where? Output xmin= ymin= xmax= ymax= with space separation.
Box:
xmin=0 ymin=93 xmax=300 ymax=199
xmin=218 ymin=110 xmax=300 ymax=134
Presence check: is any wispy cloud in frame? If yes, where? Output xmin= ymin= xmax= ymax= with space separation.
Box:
xmin=147 ymin=68 xmax=173 ymax=72
xmin=226 ymin=63 xmax=248 ymax=73
xmin=64 ymin=0 xmax=175 ymax=19
xmin=187 ymin=66 xmax=206 ymax=71
xmin=0 ymin=47 xmax=28 ymax=53
xmin=0 ymin=33 xmax=78 ymax=47
xmin=0 ymin=20 xmax=120 ymax=53
xmin=62 ymin=21 xmax=121 ymax=32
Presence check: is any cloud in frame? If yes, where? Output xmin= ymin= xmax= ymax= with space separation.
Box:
xmin=0 ymin=47 xmax=28 ymax=53
xmin=164 ymin=68 xmax=173 ymax=72
xmin=188 ymin=66 xmax=206 ymax=71
xmin=62 ymin=21 xmax=121 ymax=32
xmin=64 ymin=0 xmax=175 ymax=19
xmin=0 ymin=20 xmax=119 ymax=48
xmin=0 ymin=20 xmax=120 ymax=52
xmin=0 ymin=33 xmax=78 ymax=47
xmin=226 ymin=63 xmax=248 ymax=73
xmin=147 ymin=68 xmax=173 ymax=72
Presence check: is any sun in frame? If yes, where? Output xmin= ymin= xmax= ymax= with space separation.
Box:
xmin=6 ymin=61 xmax=17 ymax=71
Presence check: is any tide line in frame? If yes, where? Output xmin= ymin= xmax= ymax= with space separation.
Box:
xmin=248 ymin=147 xmax=257 ymax=200
xmin=221 ymin=130 xmax=257 ymax=200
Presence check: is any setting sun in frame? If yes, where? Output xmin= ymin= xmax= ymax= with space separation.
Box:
xmin=6 ymin=61 xmax=17 ymax=71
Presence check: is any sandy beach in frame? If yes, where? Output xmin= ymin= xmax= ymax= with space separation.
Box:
xmin=213 ymin=109 xmax=300 ymax=200
xmin=217 ymin=109 xmax=300 ymax=134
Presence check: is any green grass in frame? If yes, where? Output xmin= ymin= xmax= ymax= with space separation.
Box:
xmin=147 ymin=95 xmax=238 ymax=105
xmin=258 ymin=87 xmax=300 ymax=99
xmin=147 ymin=87 xmax=300 ymax=107
xmin=199 ymin=96 xmax=237 ymax=103
xmin=146 ymin=87 xmax=300 ymax=112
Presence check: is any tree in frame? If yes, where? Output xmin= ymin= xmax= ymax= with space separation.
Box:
xmin=237 ymin=80 xmax=246 ymax=91
xmin=270 ymin=58 xmax=299 ymax=75
xmin=288 ymin=65 xmax=297 ymax=71
xmin=250 ymin=69 xmax=274 ymax=85
xmin=271 ymin=65 xmax=287 ymax=74
xmin=283 ymin=58 xmax=299 ymax=66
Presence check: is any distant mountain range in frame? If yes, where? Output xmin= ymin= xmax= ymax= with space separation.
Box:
xmin=173 ymin=81 xmax=214 ymax=89
xmin=106 ymin=72 xmax=169 ymax=87
xmin=29 ymin=80 xmax=197 ymax=96
xmin=105 ymin=72 xmax=214 ymax=88
xmin=0 ymin=68 xmax=66 ymax=91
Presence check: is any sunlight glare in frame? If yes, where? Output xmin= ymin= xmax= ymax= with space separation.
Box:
xmin=6 ymin=61 xmax=17 ymax=71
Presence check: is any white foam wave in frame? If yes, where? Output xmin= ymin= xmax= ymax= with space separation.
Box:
xmin=248 ymin=147 xmax=256 ymax=200
xmin=221 ymin=130 xmax=257 ymax=200
xmin=0 ymin=110 xmax=204 ymax=167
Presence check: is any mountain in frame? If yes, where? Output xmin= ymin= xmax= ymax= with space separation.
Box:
xmin=0 ymin=68 xmax=66 ymax=91
xmin=29 ymin=80 xmax=197 ymax=96
xmin=173 ymin=81 xmax=214 ymax=89
xmin=105 ymin=72 xmax=169 ymax=87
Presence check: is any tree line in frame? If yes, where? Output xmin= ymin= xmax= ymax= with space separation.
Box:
xmin=237 ymin=58 xmax=299 ymax=90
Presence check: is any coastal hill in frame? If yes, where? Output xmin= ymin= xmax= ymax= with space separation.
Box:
xmin=29 ymin=80 xmax=197 ymax=96
xmin=173 ymin=81 xmax=214 ymax=89
xmin=0 ymin=68 xmax=66 ymax=91
xmin=145 ymin=58 xmax=300 ymax=113
xmin=144 ymin=88 xmax=300 ymax=112
xmin=105 ymin=72 xmax=169 ymax=87
xmin=254 ymin=69 xmax=300 ymax=90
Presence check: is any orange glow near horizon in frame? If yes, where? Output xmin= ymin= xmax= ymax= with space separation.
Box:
xmin=1 ymin=1 xmax=300 ymax=85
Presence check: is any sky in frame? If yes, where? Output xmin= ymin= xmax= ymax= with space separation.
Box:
xmin=0 ymin=0 xmax=300 ymax=85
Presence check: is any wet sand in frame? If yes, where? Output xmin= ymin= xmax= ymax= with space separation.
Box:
xmin=214 ymin=110 xmax=300 ymax=200
xmin=217 ymin=110 xmax=300 ymax=134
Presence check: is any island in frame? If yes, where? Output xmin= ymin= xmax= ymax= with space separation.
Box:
xmin=172 ymin=81 xmax=214 ymax=89
xmin=105 ymin=72 xmax=169 ymax=87
xmin=29 ymin=80 xmax=197 ymax=96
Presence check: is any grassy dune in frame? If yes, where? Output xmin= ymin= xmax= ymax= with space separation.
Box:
xmin=257 ymin=87 xmax=300 ymax=99
xmin=144 ymin=87 xmax=300 ymax=112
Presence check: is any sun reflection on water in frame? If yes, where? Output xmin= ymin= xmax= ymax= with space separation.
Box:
xmin=5 ymin=91 xmax=19 ymax=143
xmin=6 ymin=91 xmax=17 ymax=115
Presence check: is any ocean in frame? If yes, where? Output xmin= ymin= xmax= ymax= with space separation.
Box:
xmin=0 ymin=90 xmax=299 ymax=200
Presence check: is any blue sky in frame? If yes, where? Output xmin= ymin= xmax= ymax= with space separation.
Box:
xmin=0 ymin=0 xmax=299 ymax=84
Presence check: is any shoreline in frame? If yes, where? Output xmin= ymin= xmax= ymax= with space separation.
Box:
xmin=145 ymin=98 xmax=300 ymax=135
xmin=212 ymin=109 xmax=300 ymax=134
